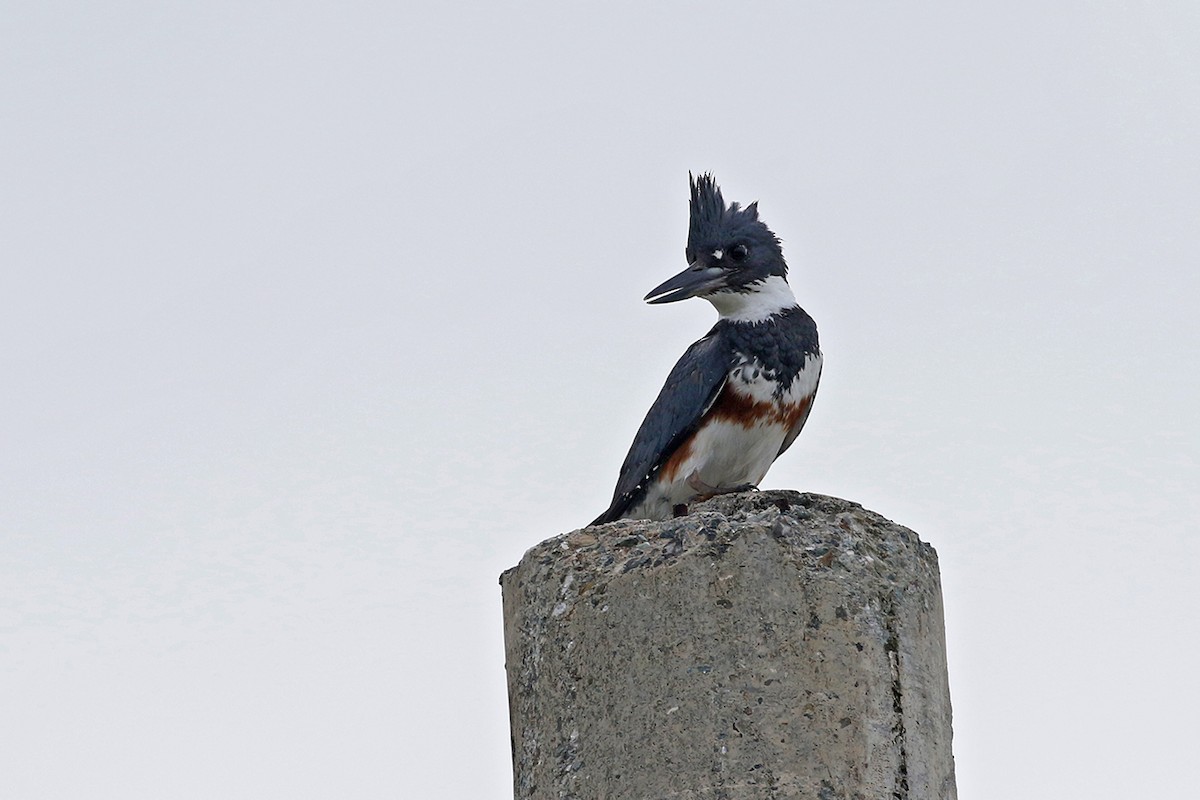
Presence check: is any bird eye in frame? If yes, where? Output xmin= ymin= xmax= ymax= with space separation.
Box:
xmin=730 ymin=244 xmax=749 ymax=262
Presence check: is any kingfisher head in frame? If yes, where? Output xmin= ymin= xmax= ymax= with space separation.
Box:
xmin=645 ymin=173 xmax=790 ymax=307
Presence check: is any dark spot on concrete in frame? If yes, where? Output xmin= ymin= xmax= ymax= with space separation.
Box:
xmin=621 ymin=556 xmax=648 ymax=573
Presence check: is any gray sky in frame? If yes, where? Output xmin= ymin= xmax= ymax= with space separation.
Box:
xmin=3 ymin=2 xmax=1198 ymax=797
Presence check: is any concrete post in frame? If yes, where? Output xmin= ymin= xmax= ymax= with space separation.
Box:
xmin=500 ymin=491 xmax=956 ymax=800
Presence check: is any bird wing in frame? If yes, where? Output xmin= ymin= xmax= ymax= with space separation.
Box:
xmin=592 ymin=330 xmax=732 ymax=524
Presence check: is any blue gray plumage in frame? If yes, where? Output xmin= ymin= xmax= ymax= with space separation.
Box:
xmin=592 ymin=173 xmax=822 ymax=525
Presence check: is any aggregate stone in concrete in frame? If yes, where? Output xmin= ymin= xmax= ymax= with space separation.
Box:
xmin=501 ymin=491 xmax=956 ymax=800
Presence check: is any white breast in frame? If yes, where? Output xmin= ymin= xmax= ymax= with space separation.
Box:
xmin=627 ymin=354 xmax=822 ymax=521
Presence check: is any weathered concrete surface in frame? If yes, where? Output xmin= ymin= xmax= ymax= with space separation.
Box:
xmin=501 ymin=491 xmax=956 ymax=800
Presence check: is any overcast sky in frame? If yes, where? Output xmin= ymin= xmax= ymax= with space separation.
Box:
xmin=2 ymin=2 xmax=1198 ymax=798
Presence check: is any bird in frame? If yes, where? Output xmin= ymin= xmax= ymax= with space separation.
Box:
xmin=591 ymin=173 xmax=822 ymax=525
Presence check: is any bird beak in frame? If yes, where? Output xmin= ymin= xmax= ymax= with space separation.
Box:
xmin=644 ymin=262 xmax=727 ymax=304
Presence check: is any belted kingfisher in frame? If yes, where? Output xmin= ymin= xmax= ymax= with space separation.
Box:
xmin=592 ymin=173 xmax=822 ymax=525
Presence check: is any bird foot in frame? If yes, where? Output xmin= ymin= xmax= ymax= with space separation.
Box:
xmin=685 ymin=472 xmax=760 ymax=501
